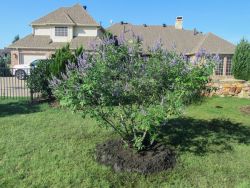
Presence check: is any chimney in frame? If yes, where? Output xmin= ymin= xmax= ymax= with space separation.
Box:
xmin=83 ymin=6 xmax=87 ymax=10
xmin=175 ymin=16 xmax=183 ymax=30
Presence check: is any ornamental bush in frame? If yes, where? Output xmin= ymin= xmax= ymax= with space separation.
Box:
xmin=50 ymin=36 xmax=216 ymax=151
xmin=0 ymin=54 xmax=10 ymax=68
xmin=232 ymin=39 xmax=250 ymax=81
xmin=27 ymin=45 xmax=84 ymax=99
xmin=50 ymin=44 xmax=83 ymax=77
xmin=27 ymin=59 xmax=53 ymax=98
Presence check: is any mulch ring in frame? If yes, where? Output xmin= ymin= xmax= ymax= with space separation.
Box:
xmin=96 ymin=139 xmax=176 ymax=174
xmin=240 ymin=106 xmax=250 ymax=115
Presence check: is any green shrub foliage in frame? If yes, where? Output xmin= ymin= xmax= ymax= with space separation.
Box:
xmin=50 ymin=44 xmax=83 ymax=77
xmin=27 ymin=45 xmax=83 ymax=98
xmin=50 ymin=36 xmax=217 ymax=151
xmin=0 ymin=54 xmax=10 ymax=68
xmin=0 ymin=54 xmax=11 ymax=76
xmin=27 ymin=59 xmax=53 ymax=98
xmin=232 ymin=39 xmax=250 ymax=81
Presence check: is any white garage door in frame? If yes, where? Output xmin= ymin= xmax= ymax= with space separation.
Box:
xmin=20 ymin=54 xmax=46 ymax=65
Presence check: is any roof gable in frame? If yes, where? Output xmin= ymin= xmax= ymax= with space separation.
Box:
xmin=65 ymin=4 xmax=99 ymax=26
xmin=31 ymin=4 xmax=99 ymax=26
xmin=191 ymin=33 xmax=235 ymax=54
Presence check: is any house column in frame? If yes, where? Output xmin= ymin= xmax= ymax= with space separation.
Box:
xmin=10 ymin=50 xmax=19 ymax=67
xmin=223 ymin=56 xmax=227 ymax=76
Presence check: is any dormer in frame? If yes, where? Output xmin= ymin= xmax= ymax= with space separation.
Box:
xmin=31 ymin=4 xmax=100 ymax=43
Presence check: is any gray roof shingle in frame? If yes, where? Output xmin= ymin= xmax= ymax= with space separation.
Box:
xmin=107 ymin=23 xmax=235 ymax=55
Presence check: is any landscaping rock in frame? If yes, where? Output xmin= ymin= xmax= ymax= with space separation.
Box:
xmin=96 ymin=139 xmax=176 ymax=174
xmin=207 ymin=79 xmax=250 ymax=98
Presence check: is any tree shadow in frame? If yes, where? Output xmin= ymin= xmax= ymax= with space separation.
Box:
xmin=0 ymin=100 xmax=42 ymax=118
xmin=159 ymin=118 xmax=250 ymax=155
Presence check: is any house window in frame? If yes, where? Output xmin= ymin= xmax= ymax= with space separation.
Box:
xmin=226 ymin=56 xmax=232 ymax=75
xmin=215 ymin=57 xmax=224 ymax=75
xmin=55 ymin=27 xmax=68 ymax=37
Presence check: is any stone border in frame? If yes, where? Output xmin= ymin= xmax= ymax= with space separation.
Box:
xmin=206 ymin=79 xmax=250 ymax=98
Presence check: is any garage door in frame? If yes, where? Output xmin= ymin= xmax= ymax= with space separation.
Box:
xmin=20 ymin=54 xmax=46 ymax=65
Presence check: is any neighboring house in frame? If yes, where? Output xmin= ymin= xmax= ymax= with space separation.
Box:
xmin=108 ymin=18 xmax=235 ymax=78
xmin=8 ymin=4 xmax=235 ymax=78
xmin=8 ymin=4 xmax=102 ymax=66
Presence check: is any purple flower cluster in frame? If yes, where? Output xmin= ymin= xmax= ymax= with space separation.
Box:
xmin=170 ymin=59 xmax=178 ymax=67
xmin=130 ymin=30 xmax=143 ymax=44
xmin=195 ymin=48 xmax=207 ymax=59
xmin=88 ymin=40 xmax=99 ymax=51
xmin=102 ymin=36 xmax=116 ymax=46
xmin=118 ymin=32 xmax=126 ymax=45
xmin=49 ymin=53 xmax=92 ymax=90
xmin=193 ymin=48 xmax=208 ymax=65
xmin=49 ymin=76 xmax=62 ymax=89
xmin=77 ymin=53 xmax=92 ymax=75
xmin=212 ymin=54 xmax=221 ymax=65
xmin=181 ymin=66 xmax=192 ymax=75
xmin=152 ymin=38 xmax=163 ymax=52
xmin=181 ymin=54 xmax=189 ymax=62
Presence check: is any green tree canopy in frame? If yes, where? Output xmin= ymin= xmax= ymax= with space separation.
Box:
xmin=232 ymin=39 xmax=250 ymax=81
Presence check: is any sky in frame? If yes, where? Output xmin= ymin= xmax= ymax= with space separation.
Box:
xmin=0 ymin=0 xmax=250 ymax=49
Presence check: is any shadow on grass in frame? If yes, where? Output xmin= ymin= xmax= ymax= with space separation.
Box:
xmin=160 ymin=118 xmax=250 ymax=155
xmin=0 ymin=100 xmax=42 ymax=118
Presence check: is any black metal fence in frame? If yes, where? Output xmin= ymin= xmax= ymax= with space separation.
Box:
xmin=0 ymin=67 xmax=40 ymax=100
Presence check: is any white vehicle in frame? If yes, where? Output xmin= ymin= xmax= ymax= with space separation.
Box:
xmin=12 ymin=60 xmax=43 ymax=80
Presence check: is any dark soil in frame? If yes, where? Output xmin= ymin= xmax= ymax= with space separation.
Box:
xmin=240 ymin=106 xmax=250 ymax=115
xmin=96 ymin=139 xmax=176 ymax=174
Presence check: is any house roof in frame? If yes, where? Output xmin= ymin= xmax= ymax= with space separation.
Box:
xmin=31 ymin=4 xmax=99 ymax=26
xmin=107 ymin=23 xmax=235 ymax=55
xmin=8 ymin=34 xmax=101 ymax=50
xmin=190 ymin=32 xmax=236 ymax=54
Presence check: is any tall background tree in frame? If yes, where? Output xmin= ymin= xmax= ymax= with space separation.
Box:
xmin=232 ymin=39 xmax=250 ymax=81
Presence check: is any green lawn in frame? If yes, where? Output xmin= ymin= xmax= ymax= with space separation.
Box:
xmin=0 ymin=97 xmax=250 ymax=188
